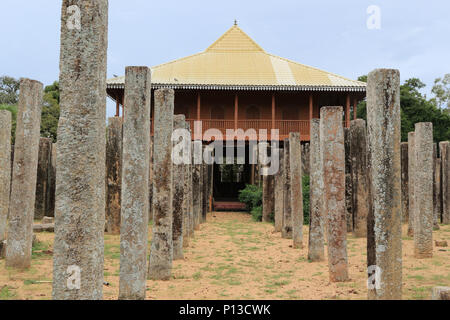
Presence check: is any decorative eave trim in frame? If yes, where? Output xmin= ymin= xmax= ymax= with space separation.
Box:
xmin=107 ymin=83 xmax=366 ymax=92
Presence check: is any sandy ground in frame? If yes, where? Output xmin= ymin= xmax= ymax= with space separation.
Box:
xmin=1 ymin=211 xmax=449 ymax=300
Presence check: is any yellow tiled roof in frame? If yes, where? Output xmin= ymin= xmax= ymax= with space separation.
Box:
xmin=107 ymin=25 xmax=366 ymax=91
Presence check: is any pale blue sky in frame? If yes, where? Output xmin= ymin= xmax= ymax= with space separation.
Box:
xmin=1 ymin=0 xmax=449 ymax=118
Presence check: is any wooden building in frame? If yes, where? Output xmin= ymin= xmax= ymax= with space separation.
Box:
xmin=107 ymin=24 xmax=366 ymax=203
xmin=107 ymin=24 xmax=366 ymax=142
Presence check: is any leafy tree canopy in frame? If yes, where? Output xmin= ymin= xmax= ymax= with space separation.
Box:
xmin=356 ymin=75 xmax=450 ymax=142
xmin=0 ymin=76 xmax=20 ymax=105
xmin=0 ymin=76 xmax=60 ymax=143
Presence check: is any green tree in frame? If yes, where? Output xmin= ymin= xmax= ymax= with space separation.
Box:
xmin=356 ymin=75 xmax=450 ymax=142
xmin=41 ymin=81 xmax=60 ymax=142
xmin=431 ymin=74 xmax=450 ymax=110
xmin=0 ymin=76 xmax=20 ymax=105
xmin=0 ymin=78 xmax=60 ymax=143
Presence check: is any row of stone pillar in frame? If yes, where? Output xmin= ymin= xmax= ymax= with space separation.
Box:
xmin=104 ymin=82 xmax=213 ymax=298
xmin=268 ymin=68 xmax=449 ymax=299
xmin=1 ymin=1 xmax=214 ymax=300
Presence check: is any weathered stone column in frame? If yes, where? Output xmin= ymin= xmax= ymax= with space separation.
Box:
xmin=366 ymin=69 xmax=402 ymax=300
xmin=308 ymin=119 xmax=324 ymax=261
xmin=282 ymin=139 xmax=292 ymax=239
xmin=172 ymin=115 xmax=186 ymax=261
xmin=118 ymin=66 xmax=151 ymax=300
xmin=182 ymin=123 xmax=192 ymax=248
xmin=5 ymin=79 xmax=43 ymax=270
xmin=35 ymin=138 xmax=52 ymax=220
xmin=408 ymin=132 xmax=416 ymax=237
xmin=202 ymin=159 xmax=209 ymax=223
xmin=344 ymin=127 xmax=353 ymax=232
xmin=320 ymin=106 xmax=348 ymax=282
xmin=289 ymin=133 xmax=303 ymax=249
xmin=440 ymin=141 xmax=449 ymax=224
xmin=433 ymin=144 xmax=441 ymax=230
xmin=413 ymin=123 xmax=434 ymax=259
xmin=274 ymin=149 xmax=284 ymax=232
xmin=52 ymin=0 xmax=108 ymax=300
xmin=350 ymin=119 xmax=370 ymax=237
xmin=0 ymin=110 xmax=11 ymax=242
xmin=432 ymin=287 xmax=450 ymax=300
xmin=192 ymin=140 xmax=203 ymax=230
xmin=148 ymin=89 xmax=174 ymax=281
xmin=106 ymin=117 xmax=122 ymax=234
xmin=366 ymin=135 xmax=376 ymax=299
xmin=47 ymin=143 xmax=56 ymax=218
xmin=301 ymin=143 xmax=310 ymax=176
xmin=401 ymin=142 xmax=409 ymax=224
xmin=149 ymin=136 xmax=153 ymax=221
xmin=262 ymin=173 xmax=274 ymax=223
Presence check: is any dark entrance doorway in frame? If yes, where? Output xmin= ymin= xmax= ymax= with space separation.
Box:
xmin=212 ymin=144 xmax=253 ymax=206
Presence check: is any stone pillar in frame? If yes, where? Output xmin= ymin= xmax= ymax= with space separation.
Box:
xmin=432 ymin=287 xmax=450 ymax=300
xmin=366 ymin=69 xmax=402 ymax=300
xmin=320 ymin=106 xmax=348 ymax=282
xmin=350 ymin=119 xmax=370 ymax=237
xmin=53 ymin=0 xmax=108 ymax=300
xmin=408 ymin=132 xmax=416 ymax=237
xmin=289 ymin=133 xmax=303 ymax=249
xmin=35 ymin=138 xmax=52 ymax=220
xmin=401 ymin=142 xmax=409 ymax=224
xmin=433 ymin=144 xmax=441 ymax=230
xmin=344 ymin=127 xmax=353 ymax=232
xmin=149 ymin=136 xmax=153 ymax=221
xmin=308 ymin=119 xmax=324 ymax=261
xmin=262 ymin=173 xmax=274 ymax=223
xmin=366 ymin=135 xmax=376 ymax=299
xmin=202 ymin=159 xmax=209 ymax=223
xmin=47 ymin=143 xmax=56 ymax=218
xmin=274 ymin=149 xmax=284 ymax=232
xmin=148 ymin=89 xmax=174 ymax=280
xmin=0 ymin=110 xmax=11 ymax=242
xmin=282 ymin=139 xmax=292 ymax=239
xmin=440 ymin=141 xmax=449 ymax=224
xmin=182 ymin=123 xmax=192 ymax=248
xmin=301 ymin=143 xmax=310 ymax=176
xmin=192 ymin=142 xmax=201 ymax=231
xmin=5 ymin=79 xmax=43 ymax=270
xmin=413 ymin=123 xmax=434 ymax=259
xmin=106 ymin=117 xmax=122 ymax=234
xmin=118 ymin=66 xmax=151 ymax=300
xmin=172 ymin=115 xmax=186 ymax=261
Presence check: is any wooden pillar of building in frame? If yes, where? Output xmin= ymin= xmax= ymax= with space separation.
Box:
xmin=309 ymin=93 xmax=314 ymax=133
xmin=234 ymin=94 xmax=239 ymax=131
xmin=345 ymin=94 xmax=351 ymax=128
xmin=197 ymin=92 xmax=201 ymax=121
xmin=115 ymin=94 xmax=120 ymax=117
xmin=271 ymin=94 xmax=276 ymax=133
xmin=122 ymin=95 xmax=125 ymax=121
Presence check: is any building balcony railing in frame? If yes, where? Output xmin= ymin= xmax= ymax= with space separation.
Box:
xmin=151 ymin=119 xmax=318 ymax=141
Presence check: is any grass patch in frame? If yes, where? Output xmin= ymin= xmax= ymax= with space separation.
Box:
xmin=193 ymin=272 xmax=202 ymax=280
xmin=104 ymin=243 xmax=120 ymax=260
xmin=0 ymin=286 xmax=16 ymax=300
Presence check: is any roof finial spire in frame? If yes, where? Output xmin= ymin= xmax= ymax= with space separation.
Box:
xmin=234 ymin=19 xmax=238 ymax=26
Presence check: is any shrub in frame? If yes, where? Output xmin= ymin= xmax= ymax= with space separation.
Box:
xmin=238 ymin=184 xmax=262 ymax=211
xmin=251 ymin=206 xmax=263 ymax=222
